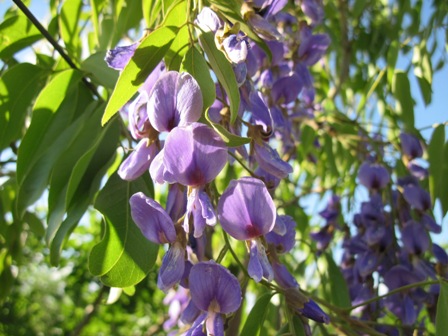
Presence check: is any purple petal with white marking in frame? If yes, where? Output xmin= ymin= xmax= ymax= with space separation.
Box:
xmin=129 ymin=192 xmax=176 ymax=244
xmin=248 ymin=239 xmax=274 ymax=282
xmin=195 ymin=7 xmax=223 ymax=33
xmin=222 ymin=34 xmax=248 ymax=64
xmin=189 ymin=261 xmax=242 ymax=314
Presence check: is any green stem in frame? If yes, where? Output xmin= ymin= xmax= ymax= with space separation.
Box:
xmin=343 ymin=279 xmax=440 ymax=313
xmin=228 ymin=151 xmax=259 ymax=178
xmin=222 ymin=231 xmax=249 ymax=278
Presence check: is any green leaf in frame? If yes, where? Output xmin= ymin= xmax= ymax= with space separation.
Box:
xmin=17 ymin=70 xmax=87 ymax=215
xmin=59 ymin=0 xmax=83 ymax=59
xmin=205 ymin=109 xmax=251 ymax=147
xmin=81 ymin=51 xmax=119 ymax=89
xmin=198 ymin=30 xmax=240 ymax=124
xmin=143 ymin=0 xmax=161 ymax=28
xmin=180 ymin=46 xmax=216 ymax=110
xmin=392 ymin=70 xmax=414 ymax=130
xmin=49 ymin=119 xmax=120 ymax=265
xmin=163 ymin=0 xmax=189 ymax=71
xmin=413 ymin=43 xmax=433 ymax=106
xmin=89 ymin=174 xmax=158 ymax=287
xmin=428 ymin=124 xmax=445 ymax=208
xmin=241 ymin=292 xmax=276 ymax=336
xmin=89 ymin=0 xmax=107 ymax=46
xmin=441 ymin=142 xmax=448 ymax=216
xmin=0 ymin=15 xmax=41 ymax=59
xmin=111 ymin=0 xmax=143 ymax=47
xmin=436 ymin=281 xmax=448 ymax=336
xmin=386 ymin=41 xmax=399 ymax=86
xmin=0 ymin=63 xmax=48 ymax=150
xmin=324 ymin=253 xmax=351 ymax=308
xmin=102 ymin=25 xmax=178 ymax=125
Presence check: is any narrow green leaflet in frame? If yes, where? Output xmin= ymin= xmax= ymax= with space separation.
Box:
xmin=111 ymin=0 xmax=143 ymax=47
xmin=59 ymin=0 xmax=83 ymax=60
xmin=241 ymin=292 xmax=276 ymax=336
xmin=428 ymin=124 xmax=445 ymax=208
xmin=198 ymin=31 xmax=240 ymax=124
xmin=163 ymin=0 xmax=189 ymax=71
xmin=436 ymin=281 xmax=448 ymax=336
xmin=0 ymin=63 xmax=48 ymax=150
xmin=101 ymin=25 xmax=178 ymax=125
xmin=89 ymin=0 xmax=107 ymax=46
xmin=392 ymin=71 xmax=414 ymax=130
xmin=89 ymin=173 xmax=158 ymax=288
xmin=49 ymin=119 xmax=120 ymax=265
xmin=180 ymin=46 xmax=216 ymax=110
xmin=324 ymin=252 xmax=351 ymax=308
xmin=142 ymin=0 xmax=161 ymax=28
xmin=442 ymin=142 xmax=448 ymax=215
xmin=0 ymin=15 xmax=41 ymax=60
xmin=205 ymin=109 xmax=251 ymax=147
xmin=81 ymin=51 xmax=119 ymax=89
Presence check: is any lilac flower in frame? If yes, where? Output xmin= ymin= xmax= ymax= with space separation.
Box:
xmin=222 ymin=34 xmax=248 ymax=64
xmin=129 ymin=192 xmax=186 ymax=291
xmin=285 ymin=288 xmax=330 ymax=324
xmin=147 ymin=71 xmax=203 ymax=133
xmin=358 ymin=162 xmax=390 ymax=190
xmin=129 ymin=192 xmax=176 ymax=244
xmin=244 ymin=11 xmax=281 ymax=40
xmin=301 ymin=0 xmax=324 ymax=24
xmin=195 ymin=7 xmax=223 ymax=33
xmin=187 ymin=261 xmax=242 ymax=336
xmin=272 ymin=260 xmax=299 ymax=288
xmin=162 ymin=123 xmax=228 ymax=237
xmin=218 ymin=177 xmax=276 ymax=281
xmin=401 ymin=220 xmax=430 ymax=255
xmin=271 ymin=73 xmax=303 ymax=104
xmin=105 ymin=43 xmax=138 ymax=70
xmin=118 ymin=139 xmax=158 ymax=181
xmin=400 ymin=133 xmax=423 ymax=160
xmin=266 ymin=215 xmax=296 ymax=253
xmin=402 ymin=184 xmax=431 ymax=211
xmin=298 ymin=27 xmax=330 ymax=66
xmin=407 ymin=160 xmax=428 ymax=179
xmin=254 ymin=141 xmax=293 ymax=179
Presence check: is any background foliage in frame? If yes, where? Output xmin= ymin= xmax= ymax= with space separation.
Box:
xmin=0 ymin=0 xmax=447 ymax=335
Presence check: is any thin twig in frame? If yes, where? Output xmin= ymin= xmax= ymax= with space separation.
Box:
xmin=12 ymin=0 xmax=102 ymax=100
xmin=71 ymin=285 xmax=107 ymax=336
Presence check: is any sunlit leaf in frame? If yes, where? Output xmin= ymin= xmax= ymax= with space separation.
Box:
xmin=198 ymin=30 xmax=240 ymax=124
xmin=0 ymin=15 xmax=41 ymax=59
xmin=428 ymin=124 xmax=445 ymax=208
xmin=89 ymin=173 xmax=158 ymax=287
xmin=102 ymin=25 xmax=178 ymax=125
xmin=241 ymin=292 xmax=276 ymax=336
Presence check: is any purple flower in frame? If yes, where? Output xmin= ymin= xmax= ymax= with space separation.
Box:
xmin=298 ymin=27 xmax=330 ymax=66
xmin=195 ymin=7 xmax=223 ymax=33
xmin=218 ymin=177 xmax=276 ymax=282
xmin=147 ymin=71 xmax=203 ymax=133
xmin=272 ymin=260 xmax=299 ymax=288
xmin=105 ymin=43 xmax=138 ymax=70
xmin=163 ymin=123 xmax=228 ymax=187
xmin=245 ymin=12 xmax=281 ymax=40
xmin=218 ymin=177 xmax=276 ymax=240
xmin=118 ymin=139 xmax=158 ymax=181
xmin=301 ymin=0 xmax=324 ymax=24
xmin=358 ymin=162 xmax=390 ymax=190
xmin=271 ymin=73 xmax=303 ymax=104
xmin=129 ymin=192 xmax=176 ymax=244
xmin=400 ymin=133 xmax=423 ymax=160
xmin=402 ymin=184 xmax=431 ymax=211
xmin=298 ymin=300 xmax=330 ymax=324
xmin=158 ymin=242 xmax=186 ymax=291
xmin=254 ymin=142 xmax=293 ymax=179
xmin=188 ymin=261 xmax=242 ymax=336
xmin=222 ymin=34 xmax=248 ymax=64
xmin=401 ymin=220 xmax=430 ymax=255
xmin=266 ymin=215 xmax=296 ymax=253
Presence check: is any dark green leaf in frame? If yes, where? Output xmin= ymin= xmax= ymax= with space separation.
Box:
xmin=241 ymin=292 xmax=275 ymax=336
xmin=102 ymin=25 xmax=178 ymax=125
xmin=324 ymin=253 xmax=351 ymax=308
xmin=428 ymin=124 xmax=445 ymax=208
xmin=180 ymin=46 xmax=216 ymax=110
xmin=89 ymin=174 xmax=158 ymax=287
xmin=81 ymin=51 xmax=119 ymax=89
xmin=0 ymin=15 xmax=41 ymax=60
xmin=198 ymin=31 xmax=240 ymax=124
xmin=392 ymin=71 xmax=414 ymax=130
xmin=49 ymin=119 xmax=120 ymax=265
xmin=436 ymin=281 xmax=448 ymax=336
xmin=59 ymin=0 xmax=83 ymax=59
xmin=0 ymin=63 xmax=48 ymax=150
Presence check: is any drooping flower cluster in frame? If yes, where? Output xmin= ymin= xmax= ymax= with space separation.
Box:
xmin=104 ymin=0 xmax=336 ymax=334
